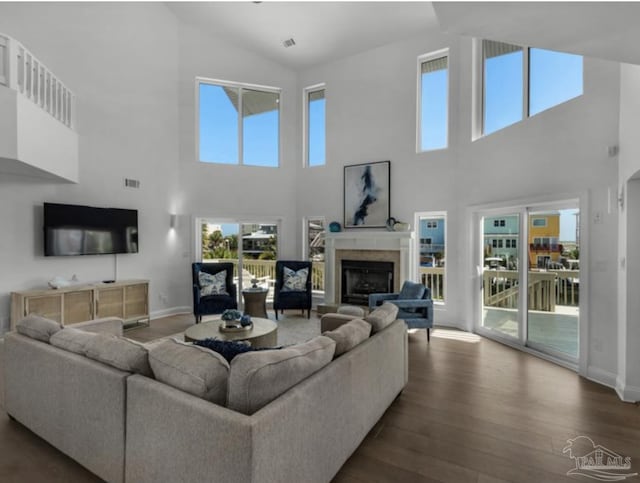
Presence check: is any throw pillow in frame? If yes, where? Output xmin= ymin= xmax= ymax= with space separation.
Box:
xmin=50 ymin=327 xmax=97 ymax=355
xmin=323 ymin=318 xmax=371 ymax=357
xmin=194 ymin=338 xmax=282 ymax=363
xmin=199 ymin=270 xmax=229 ymax=296
xmin=84 ymin=334 xmax=153 ymax=376
xmin=16 ymin=314 xmax=62 ymax=342
xmin=398 ymin=280 xmax=426 ymax=300
xmin=227 ymin=335 xmax=336 ymax=415
xmin=364 ymin=302 xmax=399 ymax=333
xmin=148 ymin=339 xmax=229 ymax=405
xmin=281 ymin=266 xmax=309 ymax=292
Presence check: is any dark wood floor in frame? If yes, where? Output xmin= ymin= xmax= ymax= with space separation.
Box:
xmin=1 ymin=316 xmax=639 ymax=482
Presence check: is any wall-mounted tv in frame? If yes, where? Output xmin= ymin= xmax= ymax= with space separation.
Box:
xmin=44 ymin=202 xmax=138 ymax=256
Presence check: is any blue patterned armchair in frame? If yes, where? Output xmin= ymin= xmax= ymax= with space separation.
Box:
xmin=368 ymin=280 xmax=434 ymax=341
xmin=192 ymin=262 xmax=238 ymax=324
xmin=273 ymin=260 xmax=313 ymax=320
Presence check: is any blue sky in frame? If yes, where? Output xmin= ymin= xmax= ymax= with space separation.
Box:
xmin=308 ymin=96 xmax=326 ymax=166
xmin=484 ymin=48 xmax=583 ymax=135
xmin=421 ymin=68 xmax=448 ymax=150
xmin=199 ymin=84 xmax=279 ymax=166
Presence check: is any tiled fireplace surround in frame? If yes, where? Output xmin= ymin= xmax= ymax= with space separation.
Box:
xmin=324 ymin=231 xmax=416 ymax=306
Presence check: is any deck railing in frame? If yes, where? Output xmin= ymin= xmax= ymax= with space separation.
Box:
xmin=0 ymin=33 xmax=75 ymax=129
xmin=419 ymin=267 xmax=445 ymax=301
xmin=483 ymin=269 xmax=579 ymax=311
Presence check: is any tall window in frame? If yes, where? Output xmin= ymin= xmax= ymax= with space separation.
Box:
xmin=418 ymin=51 xmax=448 ymax=151
xmin=304 ymin=217 xmax=325 ymax=293
xmin=198 ymin=78 xmax=280 ymax=167
xmin=481 ymin=40 xmax=583 ymax=136
xmin=416 ymin=212 xmax=447 ymax=303
xmin=305 ymin=85 xmax=326 ymax=167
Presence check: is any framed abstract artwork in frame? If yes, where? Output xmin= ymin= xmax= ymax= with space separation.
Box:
xmin=343 ymin=160 xmax=390 ymax=228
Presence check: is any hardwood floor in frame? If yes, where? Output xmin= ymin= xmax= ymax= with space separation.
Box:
xmin=1 ymin=317 xmax=638 ymax=482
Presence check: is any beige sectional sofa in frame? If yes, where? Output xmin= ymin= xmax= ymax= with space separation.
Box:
xmin=2 ymin=304 xmax=407 ymax=483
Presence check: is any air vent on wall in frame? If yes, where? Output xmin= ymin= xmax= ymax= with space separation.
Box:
xmin=283 ymin=38 xmax=296 ymax=48
xmin=124 ymin=178 xmax=140 ymax=189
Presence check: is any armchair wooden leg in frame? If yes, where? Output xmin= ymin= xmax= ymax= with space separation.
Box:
xmin=307 ymin=308 xmax=311 ymax=319
xmin=195 ymin=315 xmax=201 ymax=324
xmin=427 ymin=328 xmax=430 ymax=342
xmin=275 ymin=310 xmax=279 ymax=321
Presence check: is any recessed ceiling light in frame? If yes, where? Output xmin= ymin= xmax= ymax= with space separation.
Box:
xmin=283 ymin=38 xmax=296 ymax=48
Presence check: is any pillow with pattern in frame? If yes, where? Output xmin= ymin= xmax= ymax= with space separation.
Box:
xmin=199 ymin=270 xmax=229 ymax=296
xmin=281 ymin=266 xmax=309 ymax=292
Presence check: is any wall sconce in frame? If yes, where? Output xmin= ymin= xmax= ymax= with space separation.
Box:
xmin=170 ymin=213 xmax=177 ymax=229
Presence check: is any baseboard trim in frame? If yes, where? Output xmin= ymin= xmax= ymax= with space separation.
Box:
xmin=150 ymin=306 xmax=191 ymax=320
xmin=586 ymin=366 xmax=617 ymax=390
xmin=615 ymin=376 xmax=640 ymax=403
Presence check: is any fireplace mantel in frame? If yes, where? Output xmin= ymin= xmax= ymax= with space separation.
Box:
xmin=324 ymin=230 xmax=416 ymax=305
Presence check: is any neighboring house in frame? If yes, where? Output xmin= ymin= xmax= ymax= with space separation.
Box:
xmin=419 ymin=218 xmax=444 ymax=265
xmin=483 ymin=215 xmax=519 ymax=263
xmin=528 ymin=212 xmax=561 ymax=268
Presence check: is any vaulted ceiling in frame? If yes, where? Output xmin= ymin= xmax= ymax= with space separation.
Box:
xmin=167 ymin=2 xmax=640 ymax=71
xmin=166 ymin=2 xmax=438 ymax=70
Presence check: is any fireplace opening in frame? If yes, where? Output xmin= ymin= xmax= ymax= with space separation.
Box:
xmin=341 ymin=260 xmax=394 ymax=305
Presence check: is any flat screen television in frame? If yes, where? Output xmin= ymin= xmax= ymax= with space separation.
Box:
xmin=44 ymin=202 xmax=138 ymax=256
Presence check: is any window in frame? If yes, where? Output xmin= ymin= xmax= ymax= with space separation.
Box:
xmin=198 ymin=78 xmax=280 ymax=166
xmin=493 ymin=219 xmax=506 ymax=227
xmin=417 ymin=212 xmax=446 ymax=302
xmin=418 ymin=50 xmax=448 ymax=151
xmin=481 ymin=40 xmax=583 ymax=136
xmin=305 ymin=85 xmax=325 ymax=167
xmin=532 ymin=218 xmax=547 ymax=227
xmin=529 ymin=48 xmax=583 ymax=116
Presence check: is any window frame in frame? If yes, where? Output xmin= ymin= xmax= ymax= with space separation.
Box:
xmin=196 ymin=77 xmax=282 ymax=167
xmin=303 ymin=83 xmax=326 ymax=167
xmin=476 ymin=40 xmax=583 ymax=138
xmin=417 ymin=48 xmax=450 ymax=153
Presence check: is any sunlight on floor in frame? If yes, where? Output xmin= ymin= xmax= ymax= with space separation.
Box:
xmin=427 ymin=328 xmax=482 ymax=343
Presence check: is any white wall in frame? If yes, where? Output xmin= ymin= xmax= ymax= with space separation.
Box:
xmin=0 ymin=2 xmax=301 ymax=335
xmin=176 ymin=22 xmax=299 ymax=260
xmin=616 ymin=63 xmax=640 ymax=400
xmin=0 ymin=2 xmax=184 ymax=331
xmin=297 ymin=32 xmax=620 ymax=382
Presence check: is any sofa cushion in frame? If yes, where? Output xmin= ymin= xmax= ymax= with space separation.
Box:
xmin=323 ymin=319 xmax=371 ymax=357
xmin=16 ymin=314 xmax=62 ymax=342
xmin=281 ymin=266 xmax=309 ymax=292
xmin=364 ymin=302 xmax=399 ymax=333
xmin=50 ymin=327 xmax=97 ymax=355
xmin=199 ymin=270 xmax=228 ymax=296
xmin=148 ymin=339 xmax=229 ymax=405
xmin=84 ymin=334 xmax=152 ymax=376
xmin=227 ymin=335 xmax=336 ymax=415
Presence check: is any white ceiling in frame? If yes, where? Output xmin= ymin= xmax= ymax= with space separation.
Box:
xmin=166 ymin=1 xmax=439 ymax=71
xmin=433 ymin=2 xmax=640 ymax=66
xmin=166 ymin=2 xmax=640 ymax=71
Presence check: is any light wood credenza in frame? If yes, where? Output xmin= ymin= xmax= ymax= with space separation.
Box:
xmin=10 ymin=279 xmax=149 ymax=330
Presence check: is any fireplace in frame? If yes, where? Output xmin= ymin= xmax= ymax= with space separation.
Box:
xmin=323 ymin=230 xmax=415 ymax=306
xmin=341 ymin=260 xmax=394 ymax=305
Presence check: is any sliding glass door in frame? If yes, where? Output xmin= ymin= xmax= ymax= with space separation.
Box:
xmin=476 ymin=202 xmax=580 ymax=364
xmin=481 ymin=211 xmax=521 ymax=341
xmin=526 ymin=208 xmax=579 ymax=359
xmin=197 ymin=219 xmax=279 ymax=306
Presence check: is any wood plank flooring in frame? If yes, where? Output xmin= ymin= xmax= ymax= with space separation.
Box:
xmin=1 ymin=315 xmax=638 ymax=482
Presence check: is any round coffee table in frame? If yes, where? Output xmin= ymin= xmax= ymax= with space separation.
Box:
xmin=184 ymin=317 xmax=278 ymax=348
